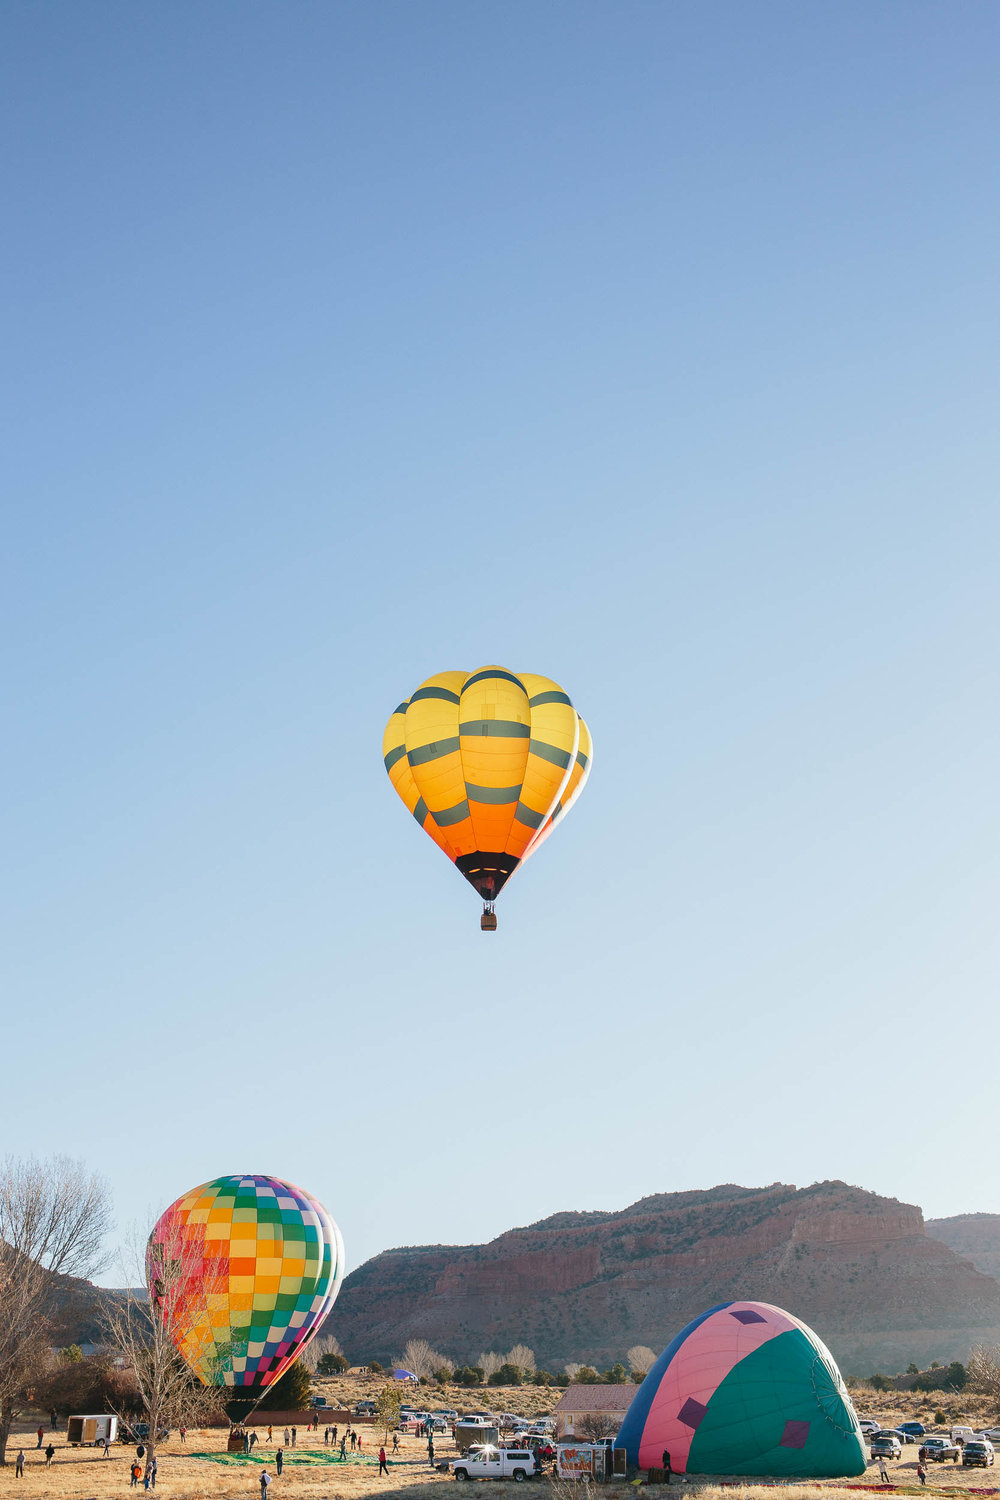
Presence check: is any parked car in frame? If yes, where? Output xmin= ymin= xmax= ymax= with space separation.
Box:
xmin=521 ymin=1437 xmax=556 ymax=1461
xmin=980 ymin=1428 xmax=1000 ymax=1442
xmin=962 ymin=1440 xmax=995 ymax=1468
xmin=452 ymin=1447 xmax=539 ymax=1482
xmin=898 ymin=1422 xmax=925 ymax=1438
xmin=355 ymin=1401 xmax=376 ymax=1416
xmin=952 ymin=1426 xmax=977 ymax=1445
xmin=919 ymin=1438 xmax=961 ymax=1463
xmin=870 ymin=1435 xmax=902 ymax=1460
xmin=892 ymin=1428 xmax=918 ymax=1444
xmin=858 ymin=1420 xmax=881 ymax=1436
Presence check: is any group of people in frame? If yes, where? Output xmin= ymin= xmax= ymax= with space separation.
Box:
xmin=12 ymin=1447 xmax=53 ymax=1476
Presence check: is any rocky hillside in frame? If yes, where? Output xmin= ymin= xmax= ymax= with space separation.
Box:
xmin=326 ymin=1182 xmax=1000 ymax=1376
xmin=927 ymin=1214 xmax=1000 ymax=1284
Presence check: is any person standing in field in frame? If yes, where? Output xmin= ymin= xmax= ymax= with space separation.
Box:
xmin=150 ymin=1456 xmax=157 ymax=1488
xmin=276 ymin=1447 xmax=283 ymax=1476
xmin=428 ymin=1435 xmax=435 ymax=1467
xmin=339 ymin=1436 xmax=347 ymax=1460
xmin=260 ymin=1470 xmax=271 ymax=1499
xmin=44 ymin=1444 xmax=55 ymax=1467
xmin=878 ymin=1460 xmax=890 ymax=1484
xmin=36 ymin=1425 xmax=44 ymax=1449
xmin=283 ymin=1427 xmax=290 ymax=1447
xmin=392 ymin=1432 xmax=399 ymax=1454
xmin=357 ymin=1433 xmax=363 ymax=1453
xmin=130 ymin=1461 xmax=141 ymax=1487
xmin=917 ymin=1462 xmax=926 ymax=1486
xmin=15 ymin=1450 xmax=24 ymax=1477
xmin=661 ymin=1449 xmax=671 ymax=1485
xmin=179 ymin=1426 xmax=186 ymax=1443
xmin=378 ymin=1445 xmax=388 ymax=1475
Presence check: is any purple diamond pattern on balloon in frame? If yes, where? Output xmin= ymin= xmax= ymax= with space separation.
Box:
xmin=780 ymin=1420 xmax=810 ymax=1449
xmin=677 ymin=1398 xmax=708 ymax=1429
xmin=730 ymin=1309 xmax=767 ymax=1324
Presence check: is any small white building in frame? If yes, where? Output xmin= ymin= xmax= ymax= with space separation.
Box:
xmin=553 ymin=1385 xmax=637 ymax=1440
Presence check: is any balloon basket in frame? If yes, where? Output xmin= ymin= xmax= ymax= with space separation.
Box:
xmin=481 ymin=904 xmax=498 ymax=932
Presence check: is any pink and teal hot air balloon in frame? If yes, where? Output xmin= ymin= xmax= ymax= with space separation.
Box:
xmin=616 ymin=1301 xmax=866 ymax=1478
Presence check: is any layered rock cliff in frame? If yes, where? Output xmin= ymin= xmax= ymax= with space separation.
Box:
xmin=927 ymin=1214 xmax=1000 ymax=1284
xmin=327 ymin=1182 xmax=1000 ymax=1375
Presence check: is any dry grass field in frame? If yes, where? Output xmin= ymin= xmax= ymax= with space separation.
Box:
xmin=0 ymin=1381 xmax=996 ymax=1500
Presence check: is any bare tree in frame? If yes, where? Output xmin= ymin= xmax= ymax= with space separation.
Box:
xmin=563 ymin=1362 xmax=582 ymax=1380
xmin=401 ymin=1339 xmax=450 ymax=1379
xmin=103 ymin=1220 xmax=225 ymax=1471
xmin=627 ymin=1345 xmax=657 ymax=1378
xmin=300 ymin=1332 xmax=344 ymax=1373
xmin=505 ymin=1345 xmax=536 ymax=1374
xmin=479 ymin=1351 xmax=504 ymax=1381
xmin=580 ymin=1411 xmax=622 ymax=1441
xmin=967 ymin=1344 xmax=1000 ymax=1399
xmin=0 ymin=1156 xmax=112 ymax=1465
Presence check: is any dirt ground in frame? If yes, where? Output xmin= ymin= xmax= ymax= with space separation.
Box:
xmin=0 ymin=1382 xmax=997 ymax=1500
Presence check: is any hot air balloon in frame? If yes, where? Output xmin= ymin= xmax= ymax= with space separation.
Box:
xmin=147 ymin=1174 xmax=344 ymax=1397
xmin=616 ymin=1300 xmax=866 ymax=1478
xmin=383 ymin=666 xmax=592 ymax=928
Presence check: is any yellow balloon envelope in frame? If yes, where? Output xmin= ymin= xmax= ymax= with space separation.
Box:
xmin=383 ymin=666 xmax=591 ymax=923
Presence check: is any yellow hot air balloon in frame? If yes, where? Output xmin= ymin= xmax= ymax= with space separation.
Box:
xmin=383 ymin=666 xmax=592 ymax=928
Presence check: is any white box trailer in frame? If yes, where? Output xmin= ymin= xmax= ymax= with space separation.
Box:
xmin=67 ymin=1414 xmax=118 ymax=1447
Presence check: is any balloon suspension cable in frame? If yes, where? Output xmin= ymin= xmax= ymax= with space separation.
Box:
xmin=481 ymin=901 xmax=498 ymax=932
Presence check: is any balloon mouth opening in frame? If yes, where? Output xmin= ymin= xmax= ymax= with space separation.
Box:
xmin=456 ymin=852 xmax=519 ymax=898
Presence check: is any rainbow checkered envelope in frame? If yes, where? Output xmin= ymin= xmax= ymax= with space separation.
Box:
xmin=147 ymin=1174 xmax=344 ymax=1388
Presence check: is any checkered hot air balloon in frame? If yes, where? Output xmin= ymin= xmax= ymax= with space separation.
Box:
xmin=147 ymin=1174 xmax=344 ymax=1389
xmin=383 ymin=666 xmax=592 ymax=929
xmin=616 ymin=1301 xmax=867 ymax=1478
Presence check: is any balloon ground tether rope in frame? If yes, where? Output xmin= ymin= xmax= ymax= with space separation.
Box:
xmin=481 ymin=901 xmax=498 ymax=932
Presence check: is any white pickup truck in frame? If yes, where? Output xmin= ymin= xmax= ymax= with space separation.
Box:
xmin=451 ymin=1446 xmax=539 ymax=1482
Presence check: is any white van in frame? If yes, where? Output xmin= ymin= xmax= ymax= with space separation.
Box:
xmin=452 ymin=1446 xmax=538 ymax=1482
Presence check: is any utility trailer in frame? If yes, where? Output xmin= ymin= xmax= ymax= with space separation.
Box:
xmin=67 ymin=1414 xmax=118 ymax=1447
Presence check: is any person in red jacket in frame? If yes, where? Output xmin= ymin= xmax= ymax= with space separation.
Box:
xmin=378 ymin=1446 xmax=388 ymax=1476
xmin=36 ymin=1426 xmax=44 ymax=1449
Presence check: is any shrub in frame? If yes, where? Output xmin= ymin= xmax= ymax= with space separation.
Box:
xmin=575 ymin=1367 xmax=600 ymax=1384
xmin=317 ymin=1353 xmax=349 ymax=1375
xmin=934 ymin=1409 xmax=947 ymax=1424
xmin=257 ymin=1360 xmax=311 ymax=1410
xmin=369 ymin=1361 xmax=383 ymax=1374
xmin=453 ymin=1366 xmax=485 ymax=1388
xmin=604 ymin=1363 xmax=628 ymax=1384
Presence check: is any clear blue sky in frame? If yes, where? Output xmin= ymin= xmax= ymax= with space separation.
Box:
xmin=3 ymin=2 xmax=998 ymax=1286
